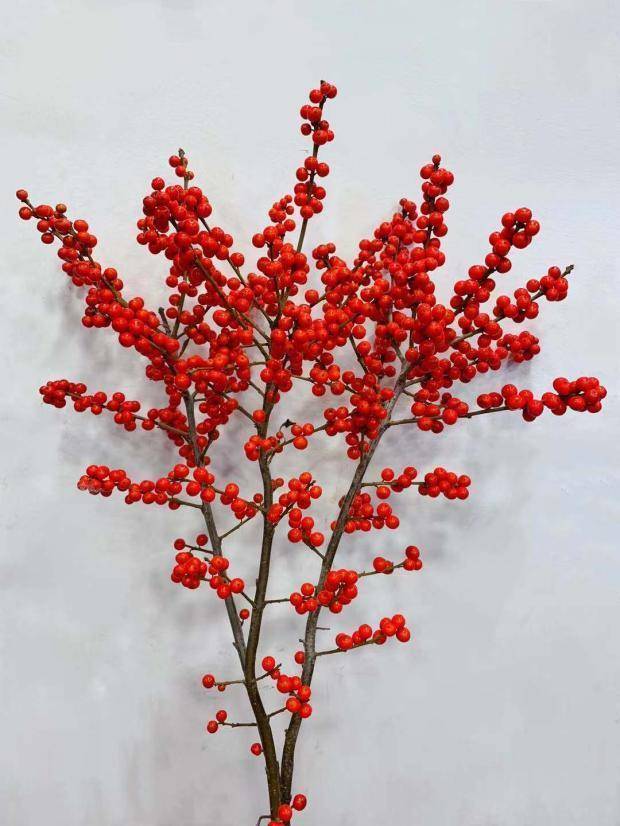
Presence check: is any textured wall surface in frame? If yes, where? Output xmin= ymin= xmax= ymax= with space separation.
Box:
xmin=1 ymin=2 xmax=619 ymax=824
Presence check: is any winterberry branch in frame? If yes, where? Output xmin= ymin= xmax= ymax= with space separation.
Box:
xmin=17 ymin=79 xmax=605 ymax=826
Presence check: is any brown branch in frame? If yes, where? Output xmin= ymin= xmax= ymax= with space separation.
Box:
xmin=316 ymin=638 xmax=379 ymax=657
xmin=220 ymin=720 xmax=258 ymax=728
xmin=388 ymin=404 xmax=509 ymax=428
xmin=219 ymin=515 xmax=255 ymax=540
xmin=181 ymin=393 xmax=248 ymax=666
xmin=280 ymin=367 xmax=409 ymax=800
xmin=240 ymin=391 xmax=282 ymax=816
xmin=215 ymin=664 xmax=282 ymax=690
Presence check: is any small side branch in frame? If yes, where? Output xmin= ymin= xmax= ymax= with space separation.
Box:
xmin=316 ymin=639 xmax=379 ymax=657
xmin=388 ymin=405 xmax=509 ymax=429
xmin=215 ymin=664 xmax=281 ymax=690
xmin=220 ymin=720 xmax=258 ymax=729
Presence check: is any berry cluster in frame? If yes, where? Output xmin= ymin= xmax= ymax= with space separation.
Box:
xmin=374 ymin=465 xmax=419 ymax=494
xmin=534 ymin=265 xmax=570 ymax=302
xmin=77 ymin=465 xmax=139 ymax=500
xmin=418 ymin=468 xmax=471 ymax=500
xmin=77 ymin=463 xmax=220 ymax=508
xmin=477 ymin=377 xmax=606 ymax=421
xmin=296 ymin=81 xmax=336 ymax=220
xmin=218 ymin=481 xmax=259 ymax=522
xmin=373 ymin=544 xmax=423 ymax=573
xmin=206 ymin=709 xmax=228 ymax=733
xmin=335 ymin=614 xmax=411 ymax=651
xmin=340 ymin=490 xmax=400 ymax=533
xmin=40 ymin=381 xmax=144 ymax=432
xmin=261 ymin=658 xmax=313 ymax=718
xmin=451 ymin=207 xmax=540 ymax=323
xmin=265 ymin=473 xmax=324 ymax=547
xmin=171 ymin=546 xmax=245 ymax=597
xmin=171 ymin=551 xmax=208 ymax=590
xmin=290 ymin=569 xmax=359 ymax=615
xmin=498 ymin=330 xmax=541 ymax=363
xmin=166 ymin=151 xmax=195 ymax=183
xmin=244 ymin=429 xmax=282 ymax=461
xmin=408 ymin=388 xmax=470 ymax=432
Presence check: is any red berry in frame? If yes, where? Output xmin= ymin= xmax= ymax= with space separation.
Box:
xmin=292 ymin=794 xmax=307 ymax=811
xmin=277 ymin=804 xmax=293 ymax=822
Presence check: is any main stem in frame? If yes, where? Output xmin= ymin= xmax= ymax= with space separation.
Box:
xmin=184 ymin=281 xmax=409 ymax=814
xmin=279 ymin=370 xmax=408 ymax=801
xmin=184 ymin=390 xmax=282 ymax=816
xmin=243 ymin=396 xmax=283 ymax=816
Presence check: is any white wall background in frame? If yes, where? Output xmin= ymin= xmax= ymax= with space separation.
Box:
xmin=1 ymin=1 xmax=619 ymax=824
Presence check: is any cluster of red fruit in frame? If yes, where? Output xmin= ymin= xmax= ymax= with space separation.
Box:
xmin=408 ymin=387 xmax=470 ymax=431
xmin=77 ymin=465 xmax=151 ymax=502
xmin=244 ymin=430 xmax=281 ymax=462
xmin=370 ymin=464 xmax=471 ymax=503
xmin=244 ymin=423 xmax=319 ymax=464
xmin=217 ymin=481 xmax=260 ymax=522
xmin=286 ymin=422 xmax=316 ymax=451
xmin=40 ymin=380 xmax=143 ymax=432
xmin=165 ymin=152 xmax=195 ymax=183
xmin=453 ymin=265 xmax=570 ymax=352
xmin=372 ymin=545 xmax=423 ymax=573
xmin=284 ymin=475 xmax=323 ymax=546
xmin=16 ymin=192 xmax=103 ymax=287
xmin=205 ymin=656 xmax=313 ymax=725
xmin=171 ymin=546 xmax=244 ymax=597
xmin=418 ymin=467 xmax=471 ymax=500
xmin=140 ymin=178 xmax=240 ymax=269
xmin=494 ymin=286 xmax=539 ymax=323
xmin=76 ymin=463 xmax=206 ymax=508
xmin=262 ymin=658 xmax=313 ymax=718
xmin=171 ymin=551 xmax=208 ymax=590
xmin=265 ymin=474 xmax=324 ymax=547
xmin=451 ymin=207 xmax=540 ymax=321
xmin=47 ymin=379 xmax=190 ymax=444
xmin=290 ymin=569 xmax=359 ymax=615
xmin=498 ymin=330 xmax=540 ymax=363
xmin=343 ymin=375 xmax=396 ymax=458
xmin=295 ymin=82 xmax=336 ymax=220
xmin=206 ymin=709 xmax=229 ymax=733
xmin=19 ymin=192 xmax=177 ymax=355
xmin=335 ymin=613 xmax=411 ymax=651
xmin=477 ymin=377 xmax=606 ymax=420
xmin=535 ymin=265 xmax=570 ymax=302
xmin=340 ymin=490 xmax=400 ymax=533
xmin=373 ymin=465 xmax=419 ymax=495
